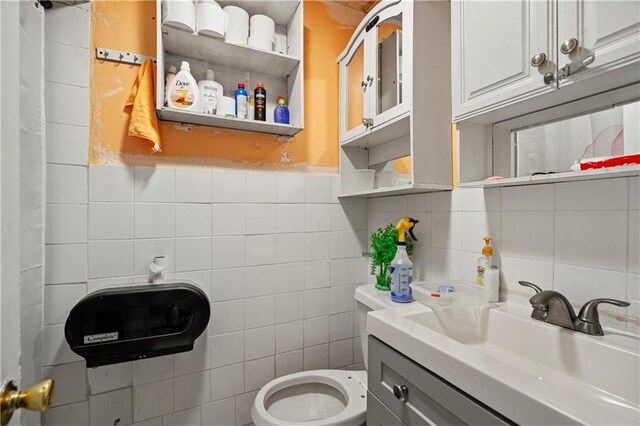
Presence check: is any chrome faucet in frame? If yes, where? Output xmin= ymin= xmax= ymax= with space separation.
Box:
xmin=518 ymin=281 xmax=629 ymax=336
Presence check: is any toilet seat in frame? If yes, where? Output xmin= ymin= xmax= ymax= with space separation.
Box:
xmin=251 ymin=370 xmax=367 ymax=426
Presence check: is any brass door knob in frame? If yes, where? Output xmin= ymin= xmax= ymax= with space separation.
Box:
xmin=1 ymin=380 xmax=54 ymax=426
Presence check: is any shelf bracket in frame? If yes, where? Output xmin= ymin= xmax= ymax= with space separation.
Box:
xmin=95 ymin=47 xmax=156 ymax=66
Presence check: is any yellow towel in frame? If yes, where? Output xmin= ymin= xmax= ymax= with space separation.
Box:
xmin=125 ymin=59 xmax=162 ymax=152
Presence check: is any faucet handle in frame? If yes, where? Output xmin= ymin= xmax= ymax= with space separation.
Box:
xmin=518 ymin=281 xmax=543 ymax=294
xmin=577 ymin=298 xmax=630 ymax=323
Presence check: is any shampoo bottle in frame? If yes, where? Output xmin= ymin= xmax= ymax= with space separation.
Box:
xmin=274 ymin=96 xmax=290 ymax=124
xmin=390 ymin=217 xmax=419 ymax=303
xmin=254 ymin=82 xmax=266 ymax=121
xmin=167 ymin=61 xmax=200 ymax=111
xmin=235 ymin=82 xmax=248 ymax=119
xmin=198 ymin=69 xmax=223 ymax=115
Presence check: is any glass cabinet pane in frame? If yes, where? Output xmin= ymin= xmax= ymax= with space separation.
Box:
xmin=377 ymin=12 xmax=403 ymax=115
xmin=346 ymin=41 xmax=366 ymax=131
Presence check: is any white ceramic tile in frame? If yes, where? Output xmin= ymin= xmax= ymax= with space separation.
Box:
xmin=244 ymin=356 xmax=275 ymax=391
xmin=629 ymin=176 xmax=639 ymax=210
xmin=46 ymin=204 xmax=87 ymax=244
xmin=244 ymin=325 xmax=276 ymax=361
xmin=368 ymin=197 xmax=388 ymax=213
xmin=245 ymin=295 xmax=276 ymax=329
xmin=330 ymin=231 xmax=355 ymax=259
xmin=276 ymin=233 xmax=305 ymax=263
xmin=411 ymin=247 xmax=431 ymax=281
xmin=246 ymin=234 xmax=276 ymax=266
xmin=45 ymin=41 xmax=88 ymax=87
xmin=555 ymin=211 xmax=628 ymax=271
xmin=211 ymin=332 xmax=244 ymax=368
xmin=132 ymin=416 xmax=163 ymax=426
xmin=353 ymin=257 xmax=369 ymax=284
xmin=174 ymin=336 xmax=211 ymax=376
xmin=556 ymin=178 xmax=628 ymax=210
xmin=89 ymin=165 xmax=134 ymax=202
xmin=330 ymin=176 xmax=341 ymax=204
xmin=87 ymin=362 xmax=132 ymax=395
xmin=212 ymin=204 xmax=246 ymax=236
xmin=134 ymin=203 xmax=175 ymax=238
xmin=330 ymin=258 xmax=355 ymax=287
xmin=368 ymin=212 xmax=389 ymax=236
xmin=275 ymin=292 xmax=303 ymax=323
xmin=246 ymin=204 xmax=277 ymax=234
xmin=234 ymin=392 xmax=257 ymax=426
xmin=47 ymin=164 xmax=87 ymax=204
xmin=353 ymin=337 xmax=364 ymax=364
xmin=331 ymin=204 xmax=352 ymax=231
xmin=407 ymin=193 xmax=431 ymax=212
xmin=42 ymin=401 xmax=89 ymax=426
xmin=406 ymin=211 xmax=431 ymax=247
xmin=501 ymin=184 xmax=554 ymax=211
xmin=45 ymin=3 xmax=89 ymax=47
xmin=303 ymin=344 xmax=329 ymax=370
xmin=175 ymin=237 xmax=212 ymax=272
xmin=90 ymin=388 xmax=133 ymax=426
xmin=304 ymin=260 xmax=330 ymax=289
xmin=201 ymin=398 xmax=235 ymax=426
xmin=499 ymin=256 xmax=553 ymax=297
xmin=174 ymin=371 xmax=211 ymax=411
xmin=303 ymin=316 xmax=329 ymax=347
xmin=45 ymin=244 xmax=87 ymax=284
xmin=461 ymin=212 xmax=501 ymax=253
xmin=329 ymin=339 xmax=353 ymax=368
xmin=305 ymin=204 xmax=331 ymax=232
xmin=210 ymin=363 xmax=244 ymax=401
xmin=45 ymin=82 xmax=88 ymax=126
xmin=330 ymin=285 xmax=354 ymax=314
xmin=211 ymin=268 xmax=245 ymax=302
xmin=132 ymin=356 xmax=174 ymax=386
xmin=430 ymin=248 xmax=461 ymax=281
xmin=211 ymin=169 xmax=246 ymax=203
xmin=275 ymin=350 xmax=303 ymax=378
xmin=304 ymin=232 xmax=330 ymax=261
xmin=305 ymin=175 xmax=332 ymax=203
xmin=87 ymin=240 xmax=132 ymax=280
xmin=349 ymin=203 xmax=369 ymax=231
xmin=277 ymin=173 xmax=305 ymax=203
xmin=277 ymin=204 xmax=305 ymax=233
xmin=42 ymin=361 xmax=86 ymax=407
xmin=133 ymin=238 xmax=174 ymax=275
xmin=432 ymin=190 xmax=462 ymax=211
xmin=461 ymin=188 xmax=501 ymax=211
xmin=431 ymin=211 xmax=462 ymax=249
xmin=502 ymin=211 xmax=553 ymax=262
xmin=353 ymin=231 xmax=368 ymax=258
xmin=176 ymin=203 xmax=212 ymax=237
xmin=133 ymin=379 xmax=173 ymax=422
xmin=246 ymin=171 xmax=277 ymax=203
xmin=245 ymin=265 xmax=276 ymax=297
xmin=212 ymin=236 xmax=245 ymax=268
xmin=44 ymin=283 xmax=86 ymax=325
xmin=330 ymin=312 xmax=354 ymax=342
xmin=275 ymin=321 xmax=303 ymax=353
xmin=174 ymin=270 xmax=212 ymax=300
xmin=387 ymin=196 xmax=408 ymax=213
xmin=276 ymin=262 xmax=304 ymax=294
xmin=86 ymin=276 xmax=134 ymax=293
xmin=303 ymin=288 xmax=330 ymax=318
xmin=460 ymin=250 xmax=480 ymax=284
xmin=554 ymin=264 xmax=628 ymax=305
xmin=629 ymin=210 xmax=639 ymax=274
xmin=163 ymin=407 xmax=201 ymax=426
xmin=211 ymin=300 xmax=244 ymax=335
xmin=134 ymin=167 xmax=175 ymax=202
xmin=175 ymin=168 xmax=212 ymax=203
xmin=88 ymin=203 xmax=133 ymax=240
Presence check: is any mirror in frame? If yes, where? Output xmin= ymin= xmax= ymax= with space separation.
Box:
xmin=377 ymin=12 xmax=403 ymax=115
xmin=346 ymin=41 xmax=366 ymax=131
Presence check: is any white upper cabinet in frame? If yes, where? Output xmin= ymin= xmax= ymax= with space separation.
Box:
xmin=452 ymin=0 xmax=555 ymax=121
xmin=340 ymin=31 xmax=370 ymax=143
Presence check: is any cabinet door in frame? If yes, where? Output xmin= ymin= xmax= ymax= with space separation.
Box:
xmin=452 ymin=0 xmax=555 ymax=121
xmin=370 ymin=1 xmax=410 ymax=128
xmin=557 ymin=0 xmax=640 ymax=86
xmin=340 ymin=32 xmax=371 ymax=143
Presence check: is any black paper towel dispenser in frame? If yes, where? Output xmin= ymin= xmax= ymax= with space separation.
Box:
xmin=65 ymin=281 xmax=210 ymax=367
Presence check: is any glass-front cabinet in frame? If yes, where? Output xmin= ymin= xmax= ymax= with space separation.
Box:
xmin=340 ymin=32 xmax=370 ymax=143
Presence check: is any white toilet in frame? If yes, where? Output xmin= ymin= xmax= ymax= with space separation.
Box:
xmin=251 ymin=285 xmax=395 ymax=425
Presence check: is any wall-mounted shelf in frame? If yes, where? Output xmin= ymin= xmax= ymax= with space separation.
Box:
xmin=339 ymin=183 xmax=452 ymax=198
xmin=340 ymin=113 xmax=410 ymax=149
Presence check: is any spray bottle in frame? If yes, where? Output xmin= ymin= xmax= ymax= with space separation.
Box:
xmin=390 ymin=217 xmax=419 ymax=303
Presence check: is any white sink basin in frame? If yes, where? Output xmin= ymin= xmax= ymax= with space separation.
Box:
xmin=368 ymin=302 xmax=640 ymax=425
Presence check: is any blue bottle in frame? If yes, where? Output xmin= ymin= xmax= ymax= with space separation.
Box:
xmin=234 ymin=83 xmax=248 ymax=119
xmin=274 ymin=96 xmax=290 ymax=124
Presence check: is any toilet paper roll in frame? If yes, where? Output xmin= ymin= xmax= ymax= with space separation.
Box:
xmin=216 ymin=96 xmax=236 ymax=117
xmin=248 ymin=36 xmax=273 ymax=51
xmin=249 ymin=14 xmax=275 ymax=44
xmin=224 ymin=5 xmax=249 ymax=45
xmin=196 ymin=0 xmax=226 ymax=38
xmin=162 ymin=0 xmax=196 ymax=33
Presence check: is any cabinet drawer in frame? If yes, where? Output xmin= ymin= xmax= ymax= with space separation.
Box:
xmin=367 ymin=391 xmax=405 ymax=426
xmin=368 ymin=336 xmax=513 ymax=425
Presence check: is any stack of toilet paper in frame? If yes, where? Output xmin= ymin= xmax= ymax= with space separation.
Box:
xmin=248 ymin=14 xmax=275 ymax=51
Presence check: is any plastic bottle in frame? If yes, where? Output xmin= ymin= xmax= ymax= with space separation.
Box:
xmin=234 ymin=82 xmax=248 ymax=119
xmin=197 ymin=69 xmax=223 ymax=115
xmin=167 ymin=61 xmax=200 ymax=111
xmin=254 ymin=82 xmax=266 ymax=121
xmin=390 ymin=217 xmax=419 ymax=303
xmin=274 ymin=96 xmax=290 ymax=124
xmin=164 ymin=65 xmax=177 ymax=107
xmin=477 ymin=237 xmax=499 ymax=302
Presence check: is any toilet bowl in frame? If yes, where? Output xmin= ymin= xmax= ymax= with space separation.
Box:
xmin=251 ymin=370 xmax=367 ymax=426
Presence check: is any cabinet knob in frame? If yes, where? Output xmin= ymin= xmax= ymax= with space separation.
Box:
xmin=361 ymin=80 xmax=367 ymax=88
xmin=530 ymin=53 xmax=546 ymax=68
xmin=543 ymin=72 xmax=554 ymax=85
xmin=560 ymin=37 xmax=578 ymax=55
xmin=366 ymin=75 xmax=374 ymax=85
xmin=392 ymin=384 xmax=409 ymax=402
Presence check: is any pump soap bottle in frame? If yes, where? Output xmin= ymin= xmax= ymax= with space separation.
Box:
xmin=477 ymin=237 xmax=499 ymax=302
xmin=167 ymin=61 xmax=200 ymax=111
xmin=390 ymin=217 xmax=419 ymax=303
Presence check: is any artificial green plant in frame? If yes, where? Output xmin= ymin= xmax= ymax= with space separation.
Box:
xmin=362 ymin=223 xmax=414 ymax=291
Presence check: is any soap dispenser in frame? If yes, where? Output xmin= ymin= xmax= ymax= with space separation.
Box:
xmin=477 ymin=237 xmax=499 ymax=302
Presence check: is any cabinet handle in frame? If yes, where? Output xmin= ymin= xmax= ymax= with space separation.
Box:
xmin=367 ymin=75 xmax=374 ymax=86
xmin=530 ymin=53 xmax=546 ymax=68
xmin=560 ymin=37 xmax=579 ymax=55
xmin=558 ymin=52 xmax=595 ymax=81
xmin=392 ymin=384 xmax=409 ymax=402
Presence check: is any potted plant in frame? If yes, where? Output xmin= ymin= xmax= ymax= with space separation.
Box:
xmin=362 ymin=223 xmax=414 ymax=291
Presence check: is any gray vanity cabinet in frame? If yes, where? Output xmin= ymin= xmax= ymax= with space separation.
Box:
xmin=367 ymin=336 xmax=513 ymax=425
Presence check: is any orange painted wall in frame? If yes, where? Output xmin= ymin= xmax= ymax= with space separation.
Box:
xmin=90 ymin=0 xmax=362 ymax=172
